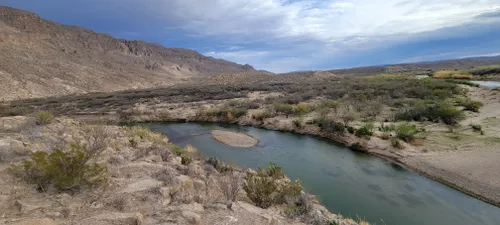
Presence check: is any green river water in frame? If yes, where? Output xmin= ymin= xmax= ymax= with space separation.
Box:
xmin=143 ymin=122 xmax=500 ymax=225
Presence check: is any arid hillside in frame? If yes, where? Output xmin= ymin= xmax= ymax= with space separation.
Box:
xmin=0 ymin=6 xmax=254 ymax=101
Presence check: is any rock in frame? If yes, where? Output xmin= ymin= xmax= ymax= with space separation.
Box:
xmin=11 ymin=218 xmax=57 ymax=225
xmin=14 ymin=200 xmax=47 ymax=213
xmin=84 ymin=212 xmax=143 ymax=225
xmin=46 ymin=211 xmax=63 ymax=219
xmin=181 ymin=211 xmax=201 ymax=224
xmin=55 ymin=193 xmax=72 ymax=206
xmin=119 ymin=179 xmax=163 ymax=193
xmin=160 ymin=187 xmax=171 ymax=205
xmin=90 ymin=202 xmax=104 ymax=209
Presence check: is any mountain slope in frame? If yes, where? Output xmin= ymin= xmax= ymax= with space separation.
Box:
xmin=0 ymin=6 xmax=254 ymax=101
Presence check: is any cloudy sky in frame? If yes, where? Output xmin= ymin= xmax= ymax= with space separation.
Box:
xmin=4 ymin=0 xmax=500 ymax=72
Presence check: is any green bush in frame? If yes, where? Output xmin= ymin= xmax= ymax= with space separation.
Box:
xmin=313 ymin=117 xmax=345 ymax=134
xmin=243 ymin=163 xmax=301 ymax=209
xmin=395 ymin=101 xmax=464 ymax=125
xmin=181 ymin=153 xmax=192 ymax=165
xmin=206 ymin=157 xmax=234 ymax=173
xmin=229 ymin=108 xmax=248 ymax=118
xmin=169 ymin=144 xmax=184 ymax=156
xmin=355 ymin=122 xmax=374 ymax=137
xmin=9 ymin=144 xmax=107 ymax=192
xmin=390 ymin=137 xmax=403 ymax=149
xmin=35 ymin=111 xmax=54 ymax=125
xmin=274 ymin=104 xmax=296 ymax=116
xmin=395 ymin=123 xmax=419 ymax=142
xmin=347 ymin=126 xmax=355 ymax=134
xmin=456 ymin=98 xmax=483 ymax=112
xmin=252 ymin=110 xmax=274 ymax=121
xmin=379 ymin=123 xmax=395 ymax=132
xmin=295 ymin=103 xmax=313 ymax=116
xmin=470 ymin=124 xmax=482 ymax=132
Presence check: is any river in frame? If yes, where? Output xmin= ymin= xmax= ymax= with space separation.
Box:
xmin=143 ymin=122 xmax=500 ymax=225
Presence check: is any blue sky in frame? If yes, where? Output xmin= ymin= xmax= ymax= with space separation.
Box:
xmin=3 ymin=0 xmax=500 ymax=72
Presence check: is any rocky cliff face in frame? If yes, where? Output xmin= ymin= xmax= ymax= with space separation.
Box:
xmin=0 ymin=6 xmax=254 ymax=101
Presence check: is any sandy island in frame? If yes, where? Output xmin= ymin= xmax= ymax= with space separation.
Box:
xmin=211 ymin=130 xmax=258 ymax=148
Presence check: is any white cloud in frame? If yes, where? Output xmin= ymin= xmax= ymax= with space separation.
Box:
xmin=159 ymin=0 xmax=500 ymax=71
xmin=166 ymin=0 xmax=500 ymax=43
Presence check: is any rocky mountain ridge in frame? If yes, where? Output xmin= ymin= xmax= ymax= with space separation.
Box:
xmin=0 ymin=6 xmax=254 ymax=101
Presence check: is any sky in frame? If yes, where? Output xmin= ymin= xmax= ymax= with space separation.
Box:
xmin=3 ymin=0 xmax=500 ymax=73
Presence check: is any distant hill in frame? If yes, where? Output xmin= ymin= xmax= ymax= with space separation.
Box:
xmin=0 ymin=6 xmax=254 ymax=101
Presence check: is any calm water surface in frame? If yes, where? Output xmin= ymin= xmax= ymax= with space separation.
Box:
xmin=470 ymin=80 xmax=500 ymax=88
xmin=144 ymin=122 xmax=500 ymax=225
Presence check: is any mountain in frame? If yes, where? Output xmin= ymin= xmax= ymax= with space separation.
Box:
xmin=0 ymin=6 xmax=254 ymax=101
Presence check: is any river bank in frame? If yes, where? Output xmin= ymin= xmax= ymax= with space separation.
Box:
xmin=77 ymin=110 xmax=500 ymax=209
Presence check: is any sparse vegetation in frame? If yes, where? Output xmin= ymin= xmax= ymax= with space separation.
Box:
xmin=395 ymin=101 xmax=464 ymax=125
xmin=9 ymin=144 xmax=107 ymax=192
xmin=456 ymin=98 xmax=483 ymax=112
xmin=433 ymin=70 xmax=472 ymax=79
xmin=355 ymin=122 xmax=374 ymax=137
xmin=35 ymin=111 xmax=54 ymax=125
xmin=243 ymin=163 xmax=302 ymax=209
xmin=395 ymin=123 xmax=419 ymax=142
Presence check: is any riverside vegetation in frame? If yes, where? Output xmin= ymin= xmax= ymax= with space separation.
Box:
xmin=0 ymin=112 xmax=368 ymax=225
xmin=2 ymin=72 xmax=500 ymax=222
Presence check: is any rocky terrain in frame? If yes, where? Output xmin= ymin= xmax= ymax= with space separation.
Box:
xmin=0 ymin=6 xmax=254 ymax=101
xmin=0 ymin=116 xmax=365 ymax=225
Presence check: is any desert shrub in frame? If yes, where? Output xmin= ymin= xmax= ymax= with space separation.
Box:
xmin=349 ymin=142 xmax=365 ymax=152
xmin=395 ymin=123 xmax=418 ymax=142
xmin=320 ymin=100 xmax=341 ymax=109
xmin=347 ymin=126 xmax=355 ymax=134
xmin=284 ymin=194 xmax=313 ymax=218
xmin=261 ymin=163 xmax=285 ymax=179
xmin=243 ymin=173 xmax=278 ymax=208
xmin=469 ymin=66 xmax=500 ymax=76
xmin=312 ymin=117 xmax=345 ymax=134
xmin=379 ymin=123 xmax=395 ymax=132
xmin=206 ymin=157 xmax=234 ymax=173
xmin=355 ymin=122 xmax=374 ymax=137
xmin=181 ymin=153 xmax=192 ymax=165
xmin=433 ymin=70 xmax=472 ymax=79
xmin=274 ymin=104 xmax=296 ymax=116
xmin=229 ymin=108 xmax=248 ymax=118
xmin=219 ymin=172 xmax=241 ymax=202
xmin=35 ymin=111 xmax=54 ymax=125
xmin=296 ymin=103 xmax=313 ymax=116
xmin=243 ymin=163 xmax=302 ymax=208
xmin=470 ymin=124 xmax=482 ymax=132
xmin=390 ymin=137 xmax=403 ymax=149
xmin=252 ymin=110 xmax=274 ymax=121
xmin=456 ymin=98 xmax=483 ymax=112
xmin=380 ymin=132 xmax=391 ymax=140
xmin=226 ymin=99 xmax=260 ymax=109
xmin=395 ymin=101 xmax=464 ymax=125
xmin=169 ymin=144 xmax=184 ymax=156
xmin=9 ymin=144 xmax=107 ymax=192
xmin=292 ymin=118 xmax=303 ymax=128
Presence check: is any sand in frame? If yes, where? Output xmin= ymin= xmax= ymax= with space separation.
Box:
xmin=211 ymin=130 xmax=258 ymax=148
